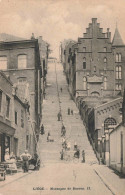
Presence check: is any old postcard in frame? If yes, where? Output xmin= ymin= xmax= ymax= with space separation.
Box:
xmin=0 ymin=0 xmax=125 ymax=195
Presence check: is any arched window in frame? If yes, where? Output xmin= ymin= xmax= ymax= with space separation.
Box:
xmin=0 ymin=56 xmax=7 ymax=70
xmin=104 ymin=57 xmax=107 ymax=63
xmin=116 ymin=66 xmax=122 ymax=79
xmin=83 ymin=77 xmax=87 ymax=90
xmin=18 ymin=55 xmax=27 ymax=69
xmin=119 ymin=53 xmax=122 ymax=62
xmin=116 ymin=54 xmax=119 ymax=62
xmin=104 ymin=77 xmax=107 ymax=90
xmin=116 ymin=53 xmax=122 ymax=62
xmin=104 ymin=117 xmax=117 ymax=130
xmin=83 ymin=58 xmax=86 ymax=69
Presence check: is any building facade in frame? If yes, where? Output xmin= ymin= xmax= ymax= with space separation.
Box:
xmin=0 ymin=71 xmax=15 ymax=162
xmin=0 ymin=38 xmax=42 ymax=154
xmin=61 ymin=18 xmax=125 ymax=100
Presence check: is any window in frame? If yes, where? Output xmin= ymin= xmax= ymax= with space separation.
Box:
xmin=0 ymin=91 xmax=2 ymax=112
xmin=104 ymin=47 xmax=107 ymax=52
xmin=83 ymin=77 xmax=87 ymax=90
xmin=119 ymin=53 xmax=122 ymax=62
xmin=0 ymin=56 xmax=7 ymax=70
xmin=104 ymin=118 xmax=117 ymax=130
xmin=18 ymin=55 xmax=27 ymax=69
xmin=6 ymin=96 xmax=10 ymax=118
xmin=116 ymin=83 xmax=122 ymax=90
xmin=116 ymin=66 xmax=122 ymax=79
xmin=18 ymin=77 xmax=27 ymax=83
xmin=21 ymin=110 xmax=24 ymax=128
xmin=15 ymin=111 xmax=18 ymax=125
xmin=83 ymin=58 xmax=86 ymax=69
xmin=83 ymin=47 xmax=86 ymax=52
xmin=94 ymin=66 xmax=96 ymax=72
xmin=104 ymin=57 xmax=107 ymax=63
xmin=104 ymin=77 xmax=107 ymax=90
xmin=116 ymin=53 xmax=122 ymax=62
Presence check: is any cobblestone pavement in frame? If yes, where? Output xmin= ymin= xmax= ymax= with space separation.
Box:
xmin=0 ymin=62 xmax=124 ymax=195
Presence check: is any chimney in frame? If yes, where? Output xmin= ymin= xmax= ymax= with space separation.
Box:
xmin=122 ymin=88 xmax=125 ymax=126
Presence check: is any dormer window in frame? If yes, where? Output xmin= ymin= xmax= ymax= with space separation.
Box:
xmin=18 ymin=55 xmax=27 ymax=69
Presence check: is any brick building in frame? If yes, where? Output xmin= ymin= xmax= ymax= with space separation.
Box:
xmin=61 ymin=18 xmax=125 ymax=100
xmin=0 ymin=38 xmax=42 ymax=154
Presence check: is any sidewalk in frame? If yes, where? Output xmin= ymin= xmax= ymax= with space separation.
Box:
xmin=93 ymin=164 xmax=125 ymax=195
xmin=0 ymin=169 xmax=33 ymax=188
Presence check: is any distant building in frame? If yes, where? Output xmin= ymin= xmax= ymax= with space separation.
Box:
xmin=38 ymin=36 xmax=50 ymax=98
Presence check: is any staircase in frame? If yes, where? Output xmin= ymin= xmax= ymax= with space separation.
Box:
xmin=39 ymin=62 xmax=98 ymax=165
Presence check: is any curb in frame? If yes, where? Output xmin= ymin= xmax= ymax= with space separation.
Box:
xmin=94 ymin=168 xmax=119 ymax=195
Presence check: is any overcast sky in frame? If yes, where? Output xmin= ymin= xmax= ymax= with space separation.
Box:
xmin=0 ymin=0 xmax=125 ymax=58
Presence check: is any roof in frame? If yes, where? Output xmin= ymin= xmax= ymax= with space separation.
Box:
xmin=0 ymin=33 xmax=26 ymax=42
xmin=112 ymin=27 xmax=124 ymax=46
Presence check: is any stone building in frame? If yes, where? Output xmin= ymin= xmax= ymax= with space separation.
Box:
xmin=0 ymin=38 xmax=42 ymax=154
xmin=0 ymin=71 xmax=33 ymax=162
xmin=0 ymin=71 xmax=15 ymax=162
xmin=61 ymin=18 xmax=125 ymax=100
xmin=109 ymin=89 xmax=125 ymax=174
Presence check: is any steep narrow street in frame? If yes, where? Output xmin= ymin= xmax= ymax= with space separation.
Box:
xmin=0 ymin=62 xmax=114 ymax=195
xmin=40 ymin=61 xmax=97 ymax=164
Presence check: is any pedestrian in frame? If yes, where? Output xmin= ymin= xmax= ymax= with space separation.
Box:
xmin=67 ymin=142 xmax=71 ymax=150
xmin=20 ymin=150 xmax=32 ymax=172
xmin=57 ymin=111 xmax=61 ymax=121
xmin=61 ymin=125 xmax=65 ymax=134
xmin=71 ymin=109 xmax=73 ymax=115
xmin=41 ymin=124 xmax=45 ymax=135
xmin=68 ymin=108 xmax=70 ymax=115
xmin=74 ymin=148 xmax=80 ymax=159
xmin=47 ymin=132 xmax=50 ymax=142
xmin=60 ymin=149 xmax=64 ymax=160
xmin=60 ymin=87 xmax=62 ymax=93
xmin=82 ymin=150 xmax=85 ymax=163
xmin=74 ymin=141 xmax=77 ymax=150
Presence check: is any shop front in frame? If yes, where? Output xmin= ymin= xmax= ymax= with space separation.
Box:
xmin=0 ymin=121 xmax=15 ymax=162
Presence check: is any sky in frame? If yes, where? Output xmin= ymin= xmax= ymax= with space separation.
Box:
xmin=0 ymin=0 xmax=125 ymax=58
